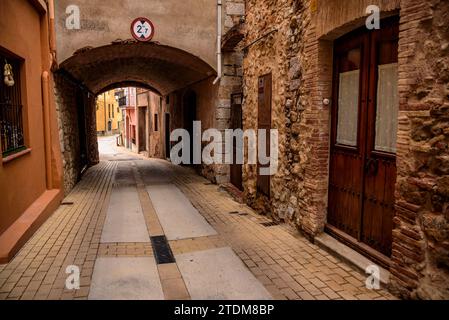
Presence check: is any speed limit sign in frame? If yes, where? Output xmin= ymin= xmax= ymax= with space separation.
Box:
xmin=131 ymin=17 xmax=155 ymax=42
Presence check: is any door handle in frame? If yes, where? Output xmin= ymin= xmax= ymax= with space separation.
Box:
xmin=365 ymin=158 xmax=379 ymax=175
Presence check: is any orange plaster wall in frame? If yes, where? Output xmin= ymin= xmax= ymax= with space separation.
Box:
xmin=0 ymin=0 xmax=54 ymax=235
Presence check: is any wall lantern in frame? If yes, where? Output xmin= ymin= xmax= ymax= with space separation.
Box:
xmin=3 ymin=59 xmax=15 ymax=87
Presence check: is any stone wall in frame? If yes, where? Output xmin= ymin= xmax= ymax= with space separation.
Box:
xmin=213 ymin=0 xmax=246 ymax=184
xmin=54 ymin=73 xmax=82 ymax=194
xmin=242 ymin=0 xmax=449 ymax=299
xmin=169 ymin=78 xmax=219 ymax=182
xmin=242 ymin=0 xmax=302 ymax=218
xmin=86 ymin=95 xmax=99 ymax=166
xmin=392 ymin=0 xmax=449 ymax=299
xmin=54 ymin=73 xmax=98 ymax=195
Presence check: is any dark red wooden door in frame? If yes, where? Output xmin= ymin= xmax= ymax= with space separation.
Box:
xmin=230 ymin=93 xmax=243 ymax=190
xmin=257 ymin=73 xmax=272 ymax=198
xmin=328 ymin=18 xmax=398 ymax=260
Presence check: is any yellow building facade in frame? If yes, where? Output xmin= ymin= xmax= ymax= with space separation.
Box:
xmin=96 ymin=90 xmax=123 ymax=134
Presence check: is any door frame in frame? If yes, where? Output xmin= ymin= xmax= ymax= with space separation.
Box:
xmin=325 ymin=17 xmax=399 ymax=268
xmin=165 ymin=113 xmax=170 ymax=159
xmin=230 ymin=92 xmax=243 ymax=191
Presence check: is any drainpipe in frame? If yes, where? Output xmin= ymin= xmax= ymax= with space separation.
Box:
xmin=213 ymin=0 xmax=222 ymax=85
xmin=42 ymin=72 xmax=53 ymax=189
xmin=104 ymin=93 xmax=107 ymax=134
xmin=47 ymin=0 xmax=57 ymax=67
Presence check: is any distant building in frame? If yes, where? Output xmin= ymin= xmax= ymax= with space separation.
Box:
xmin=136 ymin=88 xmax=170 ymax=159
xmin=96 ymin=90 xmax=122 ymax=135
xmin=116 ymin=88 xmax=138 ymax=152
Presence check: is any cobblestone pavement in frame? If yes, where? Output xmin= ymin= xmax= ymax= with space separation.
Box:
xmin=0 ymin=137 xmax=397 ymax=300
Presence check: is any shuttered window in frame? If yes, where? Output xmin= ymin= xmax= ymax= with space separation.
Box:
xmin=257 ymin=73 xmax=272 ymax=198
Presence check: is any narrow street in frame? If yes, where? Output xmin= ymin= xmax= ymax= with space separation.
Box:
xmin=0 ymin=137 xmax=396 ymax=300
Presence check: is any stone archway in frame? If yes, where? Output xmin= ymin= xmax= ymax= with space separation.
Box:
xmin=54 ymin=41 xmax=216 ymax=193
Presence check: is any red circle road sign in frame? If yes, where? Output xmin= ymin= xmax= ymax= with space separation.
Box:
xmin=130 ymin=17 xmax=155 ymax=42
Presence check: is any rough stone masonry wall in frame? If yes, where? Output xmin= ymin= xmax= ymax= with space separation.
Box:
xmin=213 ymin=0 xmax=246 ymax=184
xmin=392 ymin=0 xmax=449 ymax=299
xmin=54 ymin=73 xmax=99 ymax=195
xmin=243 ymin=0 xmax=449 ymax=299
xmin=242 ymin=0 xmax=303 ymax=217
xmin=54 ymin=74 xmax=82 ymax=194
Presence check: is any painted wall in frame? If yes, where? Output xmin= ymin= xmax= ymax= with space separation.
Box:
xmin=0 ymin=0 xmax=59 ymax=234
xmin=54 ymin=0 xmax=217 ymax=68
xmin=168 ymin=77 xmax=220 ymax=181
xmin=96 ymin=90 xmax=122 ymax=134
xmin=0 ymin=0 xmax=63 ymax=261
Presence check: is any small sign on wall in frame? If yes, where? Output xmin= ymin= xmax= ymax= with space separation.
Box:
xmin=131 ymin=17 xmax=155 ymax=42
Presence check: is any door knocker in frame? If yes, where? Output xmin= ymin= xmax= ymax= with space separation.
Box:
xmin=4 ymin=59 xmax=15 ymax=87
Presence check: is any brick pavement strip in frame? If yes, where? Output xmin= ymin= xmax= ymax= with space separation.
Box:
xmin=0 ymin=159 xmax=397 ymax=300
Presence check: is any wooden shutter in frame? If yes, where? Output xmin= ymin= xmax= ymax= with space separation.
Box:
xmin=257 ymin=73 xmax=272 ymax=197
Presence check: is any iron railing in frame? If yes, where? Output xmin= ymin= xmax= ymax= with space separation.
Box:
xmin=118 ymin=96 xmax=127 ymax=107
xmin=1 ymin=56 xmax=25 ymax=157
xmin=0 ymin=102 xmax=25 ymax=156
xmin=0 ymin=103 xmax=25 ymax=157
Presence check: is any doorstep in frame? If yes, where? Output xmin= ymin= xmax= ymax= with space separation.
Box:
xmin=0 ymin=189 xmax=63 ymax=264
xmin=315 ymin=233 xmax=390 ymax=287
xmin=219 ymin=183 xmax=244 ymax=204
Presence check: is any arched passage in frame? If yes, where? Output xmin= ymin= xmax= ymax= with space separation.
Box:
xmin=59 ymin=42 xmax=215 ymax=95
xmin=54 ymin=41 xmax=217 ymax=193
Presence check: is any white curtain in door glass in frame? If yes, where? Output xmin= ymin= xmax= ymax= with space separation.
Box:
xmin=337 ymin=70 xmax=360 ymax=147
xmin=375 ymin=63 xmax=398 ymax=153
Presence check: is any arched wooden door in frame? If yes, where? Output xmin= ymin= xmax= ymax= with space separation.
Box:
xmin=327 ymin=17 xmax=399 ymax=265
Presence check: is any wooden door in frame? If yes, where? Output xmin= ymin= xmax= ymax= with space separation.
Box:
xmin=183 ymin=91 xmax=196 ymax=165
xmin=328 ymin=18 xmax=398 ymax=261
xmin=230 ymin=93 xmax=243 ymax=190
xmin=138 ymin=107 xmax=146 ymax=152
xmin=257 ymin=73 xmax=272 ymax=198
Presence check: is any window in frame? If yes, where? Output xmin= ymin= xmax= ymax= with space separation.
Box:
xmin=131 ymin=125 xmax=136 ymax=144
xmin=0 ymin=53 xmax=26 ymax=157
xmin=336 ymin=47 xmax=361 ymax=147
xmin=112 ymin=104 xmax=115 ymax=118
xmin=375 ymin=62 xmax=398 ymax=153
xmin=108 ymin=104 xmax=111 ymax=118
xmin=166 ymin=96 xmax=170 ymax=105
xmin=154 ymin=114 xmax=159 ymax=131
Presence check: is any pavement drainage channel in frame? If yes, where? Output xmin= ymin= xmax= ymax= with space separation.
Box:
xmin=151 ymin=235 xmax=176 ymax=264
xmin=260 ymin=221 xmax=280 ymax=227
xmin=228 ymin=211 xmax=248 ymax=216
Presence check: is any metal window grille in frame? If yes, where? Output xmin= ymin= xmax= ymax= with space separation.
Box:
xmin=0 ymin=55 xmax=25 ymax=157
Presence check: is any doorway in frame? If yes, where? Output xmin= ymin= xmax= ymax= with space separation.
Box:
xmin=327 ymin=17 xmax=399 ymax=264
xmin=165 ymin=113 xmax=171 ymax=159
xmin=138 ymin=107 xmax=147 ymax=152
xmin=230 ymin=93 xmax=243 ymax=191
xmin=76 ymin=90 xmax=88 ymax=171
xmin=257 ymin=73 xmax=272 ymax=198
xmin=183 ymin=91 xmax=197 ymax=165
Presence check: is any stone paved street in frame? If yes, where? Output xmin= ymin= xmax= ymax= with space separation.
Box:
xmin=0 ymin=137 xmax=396 ymax=300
